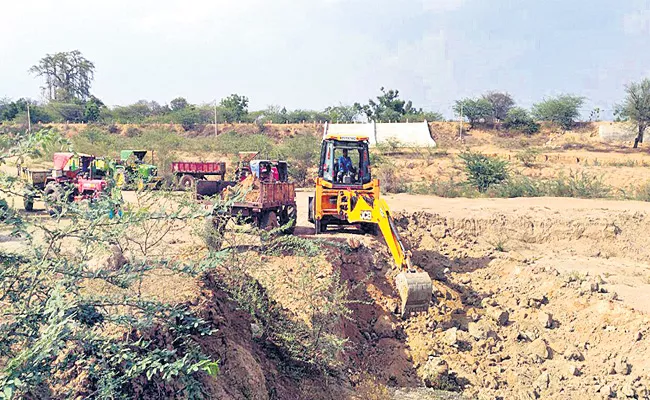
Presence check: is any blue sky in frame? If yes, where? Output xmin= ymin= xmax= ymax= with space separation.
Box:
xmin=1 ymin=0 xmax=649 ymax=118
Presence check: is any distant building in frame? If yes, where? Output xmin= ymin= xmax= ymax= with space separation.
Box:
xmin=323 ymin=121 xmax=436 ymax=147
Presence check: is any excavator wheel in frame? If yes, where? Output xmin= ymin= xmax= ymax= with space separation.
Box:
xmin=395 ymin=271 xmax=433 ymax=318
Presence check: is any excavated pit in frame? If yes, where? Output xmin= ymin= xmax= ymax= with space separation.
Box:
xmin=385 ymin=209 xmax=650 ymax=399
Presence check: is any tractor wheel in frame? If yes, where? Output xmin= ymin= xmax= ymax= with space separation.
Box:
xmin=280 ymin=205 xmax=297 ymax=234
xmin=259 ymin=210 xmax=280 ymax=231
xmin=23 ymin=193 xmax=34 ymax=212
xmin=44 ymin=182 xmax=64 ymax=217
xmin=179 ymin=174 xmax=195 ymax=191
xmin=361 ymin=223 xmax=378 ymax=236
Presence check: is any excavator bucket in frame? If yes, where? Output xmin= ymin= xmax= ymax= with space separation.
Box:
xmin=395 ymin=271 xmax=433 ymax=318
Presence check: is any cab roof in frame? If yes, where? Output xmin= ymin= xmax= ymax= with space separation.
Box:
xmin=323 ymin=133 xmax=370 ymax=142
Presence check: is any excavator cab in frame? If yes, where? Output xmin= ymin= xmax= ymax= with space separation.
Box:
xmin=309 ymin=133 xmax=432 ymax=318
xmin=319 ymin=138 xmax=371 ymax=186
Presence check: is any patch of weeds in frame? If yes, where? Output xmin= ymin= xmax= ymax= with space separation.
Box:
xmin=408 ymin=178 xmax=479 ymax=198
xmin=548 ymin=171 xmax=612 ymax=199
xmin=633 ymin=181 xmax=650 ymax=202
xmin=515 ymin=147 xmax=541 ymax=167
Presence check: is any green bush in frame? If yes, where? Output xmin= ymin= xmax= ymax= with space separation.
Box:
xmin=275 ymin=133 xmax=320 ymax=184
xmin=488 ymin=175 xmax=543 ymax=198
xmin=459 ymin=151 xmax=509 ymax=192
xmin=532 ymin=95 xmax=585 ymax=130
xmin=504 ymin=107 xmax=540 ymax=134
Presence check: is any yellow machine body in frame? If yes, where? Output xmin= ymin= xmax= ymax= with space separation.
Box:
xmin=309 ymin=134 xmax=432 ymax=317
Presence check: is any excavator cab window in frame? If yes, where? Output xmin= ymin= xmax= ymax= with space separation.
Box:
xmin=319 ymin=139 xmax=371 ymax=185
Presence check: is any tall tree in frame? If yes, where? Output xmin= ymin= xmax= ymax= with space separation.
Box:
xmin=355 ymin=87 xmax=438 ymax=122
xmin=532 ymin=94 xmax=585 ymax=130
xmin=170 ymin=97 xmax=189 ymax=112
xmin=324 ymin=104 xmax=359 ymax=122
xmin=453 ymin=98 xmax=493 ymax=128
xmin=356 ymin=87 xmax=412 ymax=122
xmin=220 ymin=94 xmax=249 ymax=123
xmin=30 ymin=50 xmax=95 ymax=102
xmin=616 ymin=78 xmax=650 ymax=148
xmin=482 ymin=91 xmax=515 ymax=122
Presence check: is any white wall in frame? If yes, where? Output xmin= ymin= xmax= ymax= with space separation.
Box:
xmin=325 ymin=121 xmax=436 ymax=147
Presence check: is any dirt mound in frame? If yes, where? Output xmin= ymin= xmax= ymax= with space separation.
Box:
xmin=391 ymin=210 xmax=650 ymax=399
xmin=196 ymin=272 xmax=335 ymax=400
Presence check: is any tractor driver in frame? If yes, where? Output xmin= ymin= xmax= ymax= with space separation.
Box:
xmin=337 ymin=149 xmax=355 ymax=182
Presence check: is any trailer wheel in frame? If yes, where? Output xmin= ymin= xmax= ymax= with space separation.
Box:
xmin=280 ymin=205 xmax=297 ymax=234
xmin=44 ymin=182 xmax=64 ymax=217
xmin=23 ymin=194 xmax=34 ymax=212
xmin=179 ymin=174 xmax=195 ymax=191
xmin=259 ymin=210 xmax=280 ymax=231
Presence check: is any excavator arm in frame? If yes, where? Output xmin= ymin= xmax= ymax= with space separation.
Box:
xmin=338 ymin=191 xmax=432 ymax=317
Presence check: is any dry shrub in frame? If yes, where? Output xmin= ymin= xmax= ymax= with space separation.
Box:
xmin=376 ymin=163 xmax=410 ymax=193
xmin=351 ymin=374 xmax=391 ymax=400
xmin=125 ymin=126 xmax=142 ymax=137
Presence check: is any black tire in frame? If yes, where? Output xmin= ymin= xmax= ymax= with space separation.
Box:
xmin=361 ymin=223 xmax=378 ymax=236
xmin=315 ymin=219 xmax=327 ymax=235
xmin=280 ymin=205 xmax=297 ymax=234
xmin=44 ymin=182 xmax=64 ymax=217
xmin=259 ymin=210 xmax=280 ymax=231
xmin=23 ymin=194 xmax=34 ymax=212
xmin=179 ymin=174 xmax=196 ymax=191
xmin=308 ymin=196 xmax=314 ymax=224
xmin=0 ymin=200 xmax=8 ymax=221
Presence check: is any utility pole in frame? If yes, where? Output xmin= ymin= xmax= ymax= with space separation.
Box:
xmin=459 ymin=103 xmax=463 ymax=140
xmin=27 ymin=103 xmax=31 ymax=133
xmin=214 ymin=99 xmax=218 ymax=136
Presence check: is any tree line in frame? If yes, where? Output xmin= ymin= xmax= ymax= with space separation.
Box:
xmin=3 ymin=50 xmax=650 ymax=147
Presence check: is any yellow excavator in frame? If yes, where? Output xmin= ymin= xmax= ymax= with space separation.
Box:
xmin=308 ymin=132 xmax=432 ymax=317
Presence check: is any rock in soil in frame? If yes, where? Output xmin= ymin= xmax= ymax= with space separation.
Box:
xmin=537 ymin=311 xmax=553 ymax=329
xmin=530 ymin=338 xmax=551 ymax=361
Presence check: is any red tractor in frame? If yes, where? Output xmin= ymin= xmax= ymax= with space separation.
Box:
xmin=42 ymin=152 xmax=109 ymax=215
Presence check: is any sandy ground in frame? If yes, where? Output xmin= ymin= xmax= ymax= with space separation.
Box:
xmin=296 ymin=191 xmax=650 ymax=314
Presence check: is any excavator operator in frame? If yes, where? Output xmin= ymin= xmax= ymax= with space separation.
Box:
xmin=337 ymin=149 xmax=355 ymax=182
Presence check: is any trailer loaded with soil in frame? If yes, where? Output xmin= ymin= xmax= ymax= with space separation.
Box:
xmin=196 ymin=159 xmax=297 ymax=247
